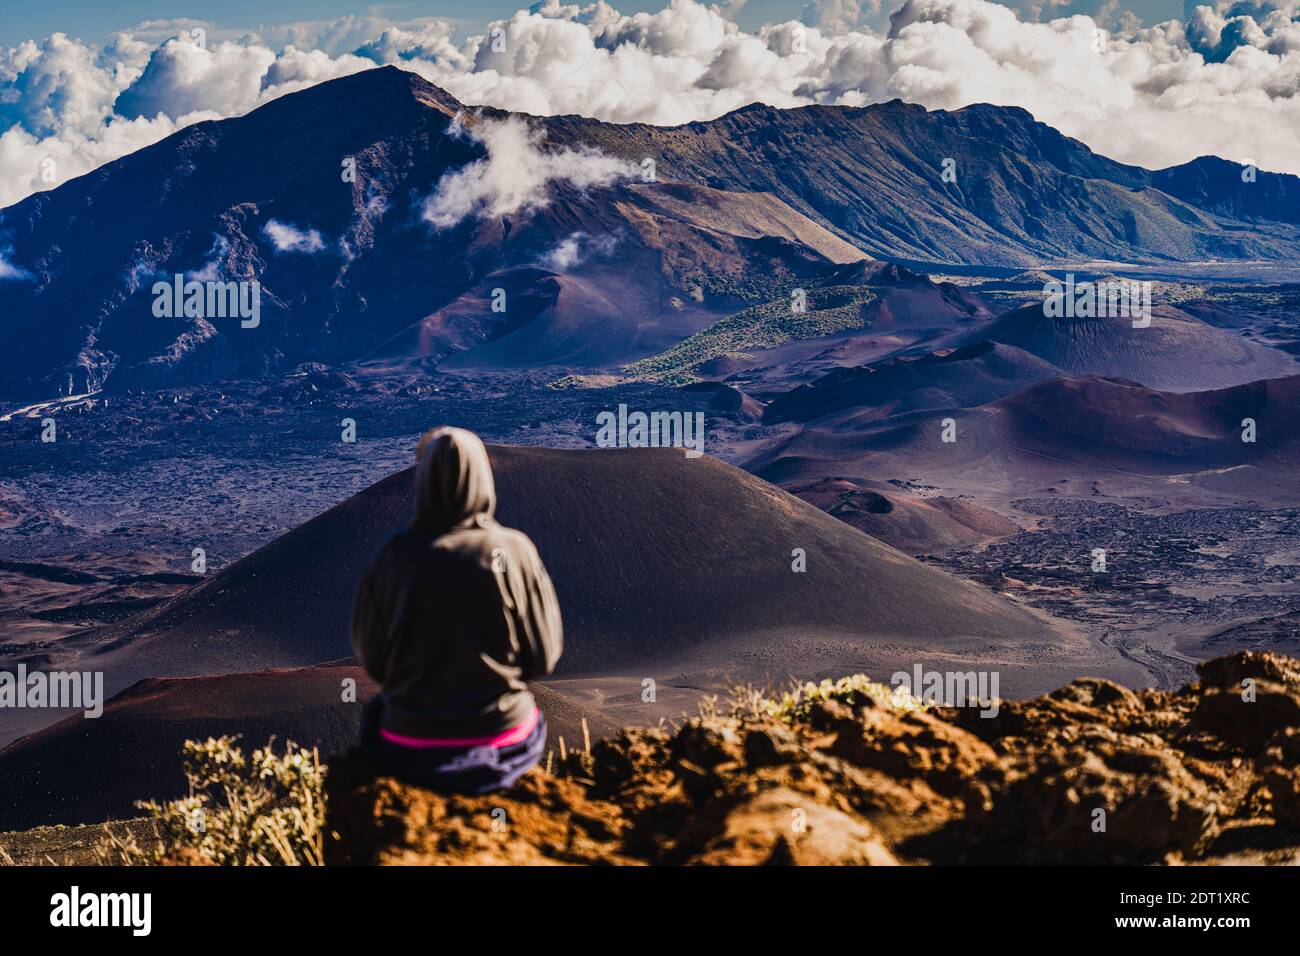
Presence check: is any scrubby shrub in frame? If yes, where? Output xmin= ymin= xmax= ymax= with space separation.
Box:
xmin=126 ymin=736 xmax=325 ymax=866
xmin=764 ymin=674 xmax=924 ymax=723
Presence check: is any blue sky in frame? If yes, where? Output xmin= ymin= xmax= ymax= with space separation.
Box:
xmin=0 ymin=0 xmax=1190 ymax=47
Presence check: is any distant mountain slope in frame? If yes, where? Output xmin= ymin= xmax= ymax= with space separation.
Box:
xmin=994 ymin=373 xmax=1300 ymax=469
xmin=5 ymin=445 xmax=1067 ymax=747
xmin=783 ymin=477 xmax=1021 ymax=555
xmin=564 ymin=100 xmax=1300 ymax=265
xmin=948 ymin=303 xmax=1298 ymax=392
xmin=762 ymin=340 xmax=1062 ymax=424
xmin=1152 ymin=156 xmax=1300 ymax=226
xmin=750 ymin=372 xmax=1300 ymax=497
xmin=5 ymin=67 xmax=1300 ymax=398
xmin=0 ymin=68 xmax=863 ymax=399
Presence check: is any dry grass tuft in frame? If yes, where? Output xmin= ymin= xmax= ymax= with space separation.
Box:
xmin=125 ymin=735 xmax=325 ymax=866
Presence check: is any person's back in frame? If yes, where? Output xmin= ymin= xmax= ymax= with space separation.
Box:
xmin=350 ymin=427 xmax=563 ymax=793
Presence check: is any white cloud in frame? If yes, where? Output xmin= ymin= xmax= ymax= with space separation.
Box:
xmin=0 ymin=110 xmax=199 ymax=207
xmin=803 ymin=0 xmax=876 ymax=35
xmin=0 ymin=247 xmax=32 ymax=281
xmin=539 ymin=230 xmax=619 ymax=269
xmin=113 ymin=37 xmax=278 ymax=119
xmin=1185 ymin=1 xmax=1300 ymax=61
xmin=397 ymin=0 xmax=1300 ymax=173
xmin=260 ymin=47 xmax=377 ymax=100
xmin=543 ymin=234 xmax=585 ymax=270
xmin=262 ymin=219 xmax=327 ymax=253
xmin=0 ymin=32 xmax=215 ymax=207
xmin=5 ymin=0 xmax=1300 ymax=215
xmin=0 ymin=34 xmax=125 ymax=136
xmin=422 ymin=114 xmax=637 ymax=229
xmin=187 ymin=234 xmax=231 ymax=280
xmin=0 ymin=27 xmax=379 ymax=209
xmin=353 ymin=21 xmax=470 ymax=69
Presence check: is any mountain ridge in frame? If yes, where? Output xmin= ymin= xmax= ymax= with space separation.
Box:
xmin=4 ymin=65 xmax=1300 ymax=399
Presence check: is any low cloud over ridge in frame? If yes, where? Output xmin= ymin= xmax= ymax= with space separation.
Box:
xmin=262 ymin=219 xmax=328 ymax=254
xmin=422 ymin=114 xmax=638 ymax=229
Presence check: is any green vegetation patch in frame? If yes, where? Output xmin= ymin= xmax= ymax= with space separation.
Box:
xmin=626 ymin=285 xmax=877 ymax=385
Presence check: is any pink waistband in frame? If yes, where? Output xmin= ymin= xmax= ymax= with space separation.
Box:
xmin=380 ymin=707 xmax=539 ymax=749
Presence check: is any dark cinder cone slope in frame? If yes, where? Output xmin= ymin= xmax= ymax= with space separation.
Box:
xmin=4 ymin=445 xmax=1075 ymax=749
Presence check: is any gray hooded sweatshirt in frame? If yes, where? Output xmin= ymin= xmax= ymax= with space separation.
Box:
xmin=350 ymin=428 xmax=564 ymax=738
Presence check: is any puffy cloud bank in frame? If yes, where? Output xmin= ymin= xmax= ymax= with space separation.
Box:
xmin=3 ymin=0 xmax=1300 ymax=216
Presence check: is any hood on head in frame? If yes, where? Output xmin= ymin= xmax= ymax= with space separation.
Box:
xmin=413 ymin=427 xmax=497 ymax=533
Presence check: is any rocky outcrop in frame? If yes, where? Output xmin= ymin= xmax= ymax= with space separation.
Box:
xmin=324 ymin=652 xmax=1300 ymax=866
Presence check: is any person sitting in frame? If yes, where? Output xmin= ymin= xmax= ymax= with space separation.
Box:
xmin=350 ymin=426 xmax=563 ymax=793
